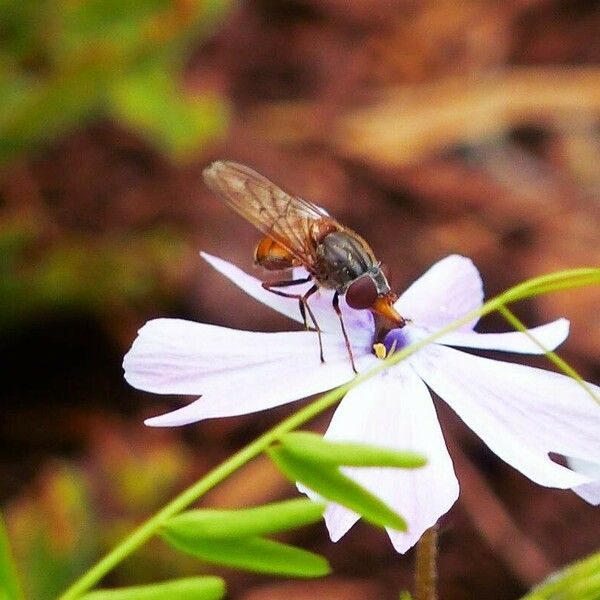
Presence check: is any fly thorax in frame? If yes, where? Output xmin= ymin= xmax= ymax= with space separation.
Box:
xmin=315 ymin=231 xmax=375 ymax=290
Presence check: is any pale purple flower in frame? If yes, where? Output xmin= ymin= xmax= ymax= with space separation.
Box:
xmin=123 ymin=252 xmax=600 ymax=552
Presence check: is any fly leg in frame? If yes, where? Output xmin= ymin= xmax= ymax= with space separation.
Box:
xmin=301 ymin=284 xmax=324 ymax=362
xmin=262 ymin=279 xmax=324 ymax=363
xmin=332 ymin=291 xmax=357 ymax=373
xmin=262 ymin=276 xmax=312 ymax=329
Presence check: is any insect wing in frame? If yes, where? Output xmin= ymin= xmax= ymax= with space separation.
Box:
xmin=203 ymin=161 xmax=333 ymax=265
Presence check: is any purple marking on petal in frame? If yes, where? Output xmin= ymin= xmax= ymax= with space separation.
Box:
xmin=383 ymin=329 xmax=410 ymax=354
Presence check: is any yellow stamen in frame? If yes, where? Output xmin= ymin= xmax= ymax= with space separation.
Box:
xmin=373 ymin=343 xmax=387 ymax=360
xmin=373 ymin=338 xmax=399 ymax=361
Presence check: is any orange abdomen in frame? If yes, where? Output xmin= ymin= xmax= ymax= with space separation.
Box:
xmin=254 ymin=236 xmax=299 ymax=271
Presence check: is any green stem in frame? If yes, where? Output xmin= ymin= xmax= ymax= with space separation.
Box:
xmin=61 ymin=296 xmax=487 ymax=599
xmin=58 ymin=266 xmax=599 ymax=598
xmin=497 ymin=305 xmax=599 ymax=405
xmin=59 ymin=315 xmax=465 ymax=599
xmin=58 ymin=380 xmax=352 ymax=600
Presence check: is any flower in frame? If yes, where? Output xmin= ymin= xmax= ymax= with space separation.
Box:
xmin=123 ymin=252 xmax=600 ymax=552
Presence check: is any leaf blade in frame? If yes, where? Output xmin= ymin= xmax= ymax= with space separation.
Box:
xmin=268 ymin=447 xmax=407 ymax=531
xmin=160 ymin=533 xmax=330 ymax=578
xmin=165 ymin=498 xmax=325 ymax=539
xmin=279 ymin=432 xmax=427 ymax=468
xmin=80 ymin=577 xmax=225 ymax=600
xmin=519 ymin=549 xmax=600 ymax=600
xmin=0 ymin=514 xmax=23 ymax=600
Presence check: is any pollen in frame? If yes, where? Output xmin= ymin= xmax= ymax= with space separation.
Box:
xmin=373 ymin=343 xmax=387 ymax=359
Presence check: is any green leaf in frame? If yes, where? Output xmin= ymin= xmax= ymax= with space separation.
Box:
xmin=268 ymin=446 xmax=407 ymax=532
xmin=165 ymin=498 xmax=325 ymax=539
xmin=279 ymin=432 xmax=427 ymax=469
xmin=160 ymin=533 xmax=330 ymax=578
xmin=5 ymin=465 xmax=97 ymax=600
xmin=501 ymin=268 xmax=600 ymax=304
xmin=0 ymin=514 xmax=23 ymax=600
xmin=520 ymin=549 xmax=600 ymax=600
xmin=108 ymin=67 xmax=228 ymax=160
xmin=80 ymin=577 xmax=225 ymax=600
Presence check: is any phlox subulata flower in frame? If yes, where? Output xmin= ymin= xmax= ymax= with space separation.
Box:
xmin=124 ymin=252 xmax=600 ymax=552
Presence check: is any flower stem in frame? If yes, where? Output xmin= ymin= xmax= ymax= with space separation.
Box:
xmin=58 ymin=379 xmax=354 ymax=600
xmin=60 ymin=302 xmax=470 ymax=599
xmin=414 ymin=525 xmax=439 ymax=600
xmin=58 ymin=320 xmax=456 ymax=598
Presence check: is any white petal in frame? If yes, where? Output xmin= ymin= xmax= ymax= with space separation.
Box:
xmin=395 ymin=255 xmax=483 ymax=332
xmin=414 ymin=345 xmax=600 ymax=488
xmin=304 ymin=362 xmax=459 ymax=553
xmin=201 ymin=252 xmax=374 ymax=342
xmin=571 ymin=482 xmax=600 ymax=505
xmin=436 ymin=318 xmax=569 ymax=354
xmin=567 ymin=457 xmax=600 ymax=505
xmin=201 ymin=252 xmax=307 ymax=324
xmin=123 ymin=318 xmax=365 ymax=426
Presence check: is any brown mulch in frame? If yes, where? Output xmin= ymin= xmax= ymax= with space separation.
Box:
xmin=1 ymin=1 xmax=599 ymax=598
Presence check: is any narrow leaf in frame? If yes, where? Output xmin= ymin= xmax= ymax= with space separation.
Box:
xmin=279 ymin=432 xmax=427 ymax=468
xmin=160 ymin=533 xmax=330 ymax=577
xmin=80 ymin=577 xmax=225 ymax=600
xmin=165 ymin=498 xmax=325 ymax=539
xmin=268 ymin=446 xmax=407 ymax=531
xmin=520 ymin=549 xmax=600 ymax=600
xmin=0 ymin=514 xmax=23 ymax=600
xmin=501 ymin=268 xmax=600 ymax=304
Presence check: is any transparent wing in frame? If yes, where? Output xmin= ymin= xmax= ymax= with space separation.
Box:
xmin=203 ymin=161 xmax=334 ymax=264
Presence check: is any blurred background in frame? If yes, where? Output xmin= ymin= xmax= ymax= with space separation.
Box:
xmin=1 ymin=0 xmax=599 ymax=598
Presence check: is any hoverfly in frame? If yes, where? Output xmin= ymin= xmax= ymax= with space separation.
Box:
xmin=203 ymin=161 xmax=406 ymax=372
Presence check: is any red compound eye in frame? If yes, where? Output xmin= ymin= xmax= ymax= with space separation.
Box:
xmin=346 ymin=275 xmax=378 ymax=310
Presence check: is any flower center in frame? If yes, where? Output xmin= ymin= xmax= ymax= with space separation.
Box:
xmin=372 ymin=328 xmax=410 ymax=359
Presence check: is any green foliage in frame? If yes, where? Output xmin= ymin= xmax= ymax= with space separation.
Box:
xmin=165 ymin=499 xmax=325 ymax=539
xmin=0 ymin=514 xmax=24 ymax=600
xmin=109 ymin=67 xmax=227 ymax=160
xmin=56 ymin=267 xmax=600 ymax=596
xmin=0 ymin=217 xmax=188 ymax=331
xmin=3 ymin=435 xmax=207 ymax=599
xmin=81 ymin=577 xmax=226 ymax=600
xmin=279 ymin=432 xmax=427 ymax=468
xmin=500 ymin=268 xmax=600 ymax=304
xmin=7 ymin=465 xmax=98 ymax=600
xmin=520 ymin=549 xmax=600 ymax=600
xmin=0 ymin=0 xmax=231 ymax=162
xmin=268 ymin=445 xmax=408 ymax=532
xmin=160 ymin=532 xmax=330 ymax=578
xmin=161 ymin=500 xmax=330 ymax=577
